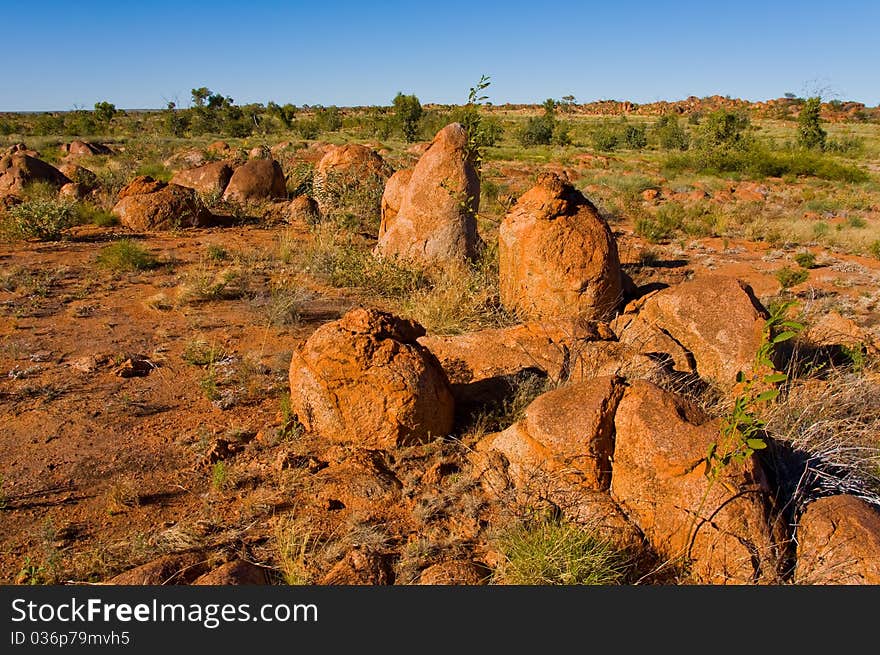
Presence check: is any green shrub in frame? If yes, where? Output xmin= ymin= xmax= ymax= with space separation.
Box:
xmin=797 ymin=97 xmax=827 ymax=150
xmin=590 ymin=124 xmax=620 ymax=151
xmin=776 ymin=266 xmax=809 ymax=288
xmin=653 ymin=114 xmax=690 ymax=150
xmin=3 ymin=198 xmax=77 ymax=240
xmin=295 ymin=119 xmax=319 ymax=139
xmin=96 ymin=239 xmax=158 ymax=271
xmin=392 ymin=93 xmax=423 ymax=142
xmin=793 ymin=252 xmax=816 ymax=269
xmin=135 ymin=163 xmax=172 ymax=182
xmin=518 ymin=115 xmax=555 ymax=146
xmin=869 ymin=240 xmax=880 ymax=259
xmin=493 ymin=515 xmax=629 ymax=585
xmin=75 ymin=204 xmax=117 ymax=227
xmin=623 ymin=123 xmax=647 ymax=149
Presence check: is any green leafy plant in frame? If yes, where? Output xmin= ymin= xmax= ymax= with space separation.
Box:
xmin=776 ymin=266 xmax=809 ymax=289
xmin=4 ymin=198 xmax=77 ymax=240
xmin=793 ymin=252 xmax=817 ymax=269
xmin=211 ymin=461 xmax=231 ymax=492
xmin=392 ymin=93 xmax=423 ymax=142
xmin=706 ymin=301 xmax=803 ymax=480
xmin=797 ymin=97 xmax=827 ymax=150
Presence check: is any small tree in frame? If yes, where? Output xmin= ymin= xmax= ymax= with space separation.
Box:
xmin=268 ymin=101 xmax=297 ymax=130
xmin=191 ymin=87 xmax=211 ymax=108
xmin=392 ymin=93 xmax=423 ymax=142
xmin=653 ymin=114 xmax=689 ymax=150
xmin=93 ymin=101 xmax=117 ymax=124
xmin=797 ymin=96 xmax=827 ymax=150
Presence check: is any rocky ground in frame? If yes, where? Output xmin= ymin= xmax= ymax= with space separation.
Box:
xmin=1 ymin=118 xmax=879 ymax=585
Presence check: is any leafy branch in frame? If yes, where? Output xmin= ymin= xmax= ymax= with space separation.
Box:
xmin=706 ymin=301 xmax=804 ymax=480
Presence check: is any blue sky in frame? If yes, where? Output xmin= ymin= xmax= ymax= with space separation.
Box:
xmin=2 ymin=0 xmax=878 ymax=111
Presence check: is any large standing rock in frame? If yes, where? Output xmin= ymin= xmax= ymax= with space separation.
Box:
xmin=112 ymin=179 xmax=212 ymax=231
xmin=170 ymin=160 xmax=234 ymax=197
xmin=498 ymin=172 xmax=623 ymax=321
xmin=376 ymin=123 xmax=480 ymax=266
xmin=288 ymin=308 xmax=454 ymax=449
xmin=312 ymin=143 xmax=390 ymax=215
xmin=222 ymin=159 xmax=287 ymax=203
xmin=379 ymin=167 xmax=413 ymax=235
xmin=795 ymin=495 xmax=880 ymax=584
xmin=628 ymin=276 xmax=767 ymax=386
xmin=0 ymin=153 xmax=70 ymax=197
xmin=611 ymin=380 xmax=783 ymax=584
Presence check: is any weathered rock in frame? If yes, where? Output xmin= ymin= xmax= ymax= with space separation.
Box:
xmin=192 ymin=560 xmax=270 ymax=585
xmin=804 ymin=310 xmax=878 ymax=354
xmin=320 ymin=548 xmax=393 ymax=585
xmin=170 ymin=161 xmax=234 ymax=197
xmin=417 ymin=560 xmax=490 ymax=585
xmin=118 ymin=175 xmax=165 ymax=199
xmin=164 ymin=148 xmax=207 ymax=170
xmin=59 ymin=182 xmax=86 ymax=199
xmin=498 ymin=172 xmax=624 ymax=321
xmin=376 ymin=123 xmax=480 ymax=265
xmin=113 ymin=182 xmax=212 ymax=231
xmin=288 ymin=308 xmax=454 ymax=448
xmin=313 ymin=448 xmax=402 ymax=514
xmin=222 ymin=159 xmax=287 ymax=203
xmin=106 ymin=552 xmax=206 ymax=585
xmin=63 ymin=140 xmax=112 ymax=157
xmin=249 ymin=145 xmax=271 ymax=160
xmin=205 ymin=140 xmax=231 ymax=156
xmin=795 ymin=495 xmax=880 ymax=585
xmin=628 ymin=276 xmax=768 ymax=386
xmin=312 ymin=144 xmax=390 ymax=214
xmin=379 ymin=167 xmax=413 ymax=235
xmin=270 ymin=141 xmax=296 ymax=157
xmin=477 ymin=376 xmax=624 ymax=490
xmin=58 ymin=163 xmax=98 ymax=189
xmin=420 ymin=322 xmax=661 ymax=410
xmin=0 ymin=153 xmax=70 ymax=196
xmin=611 ymin=380 xmax=782 ymax=584
xmin=286 ymin=195 xmax=319 ymax=225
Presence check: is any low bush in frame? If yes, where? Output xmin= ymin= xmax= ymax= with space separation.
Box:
xmin=3 ymin=198 xmax=77 ymax=240
xmin=96 ymin=239 xmax=158 ymax=271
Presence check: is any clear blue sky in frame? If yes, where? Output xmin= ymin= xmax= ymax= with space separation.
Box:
xmin=2 ymin=0 xmax=878 ymax=111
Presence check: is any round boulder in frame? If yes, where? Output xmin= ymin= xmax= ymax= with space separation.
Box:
xmin=499 ymin=172 xmax=623 ymax=321
xmin=222 ymin=159 xmax=287 ymax=203
xmin=288 ymin=308 xmax=454 ymax=449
